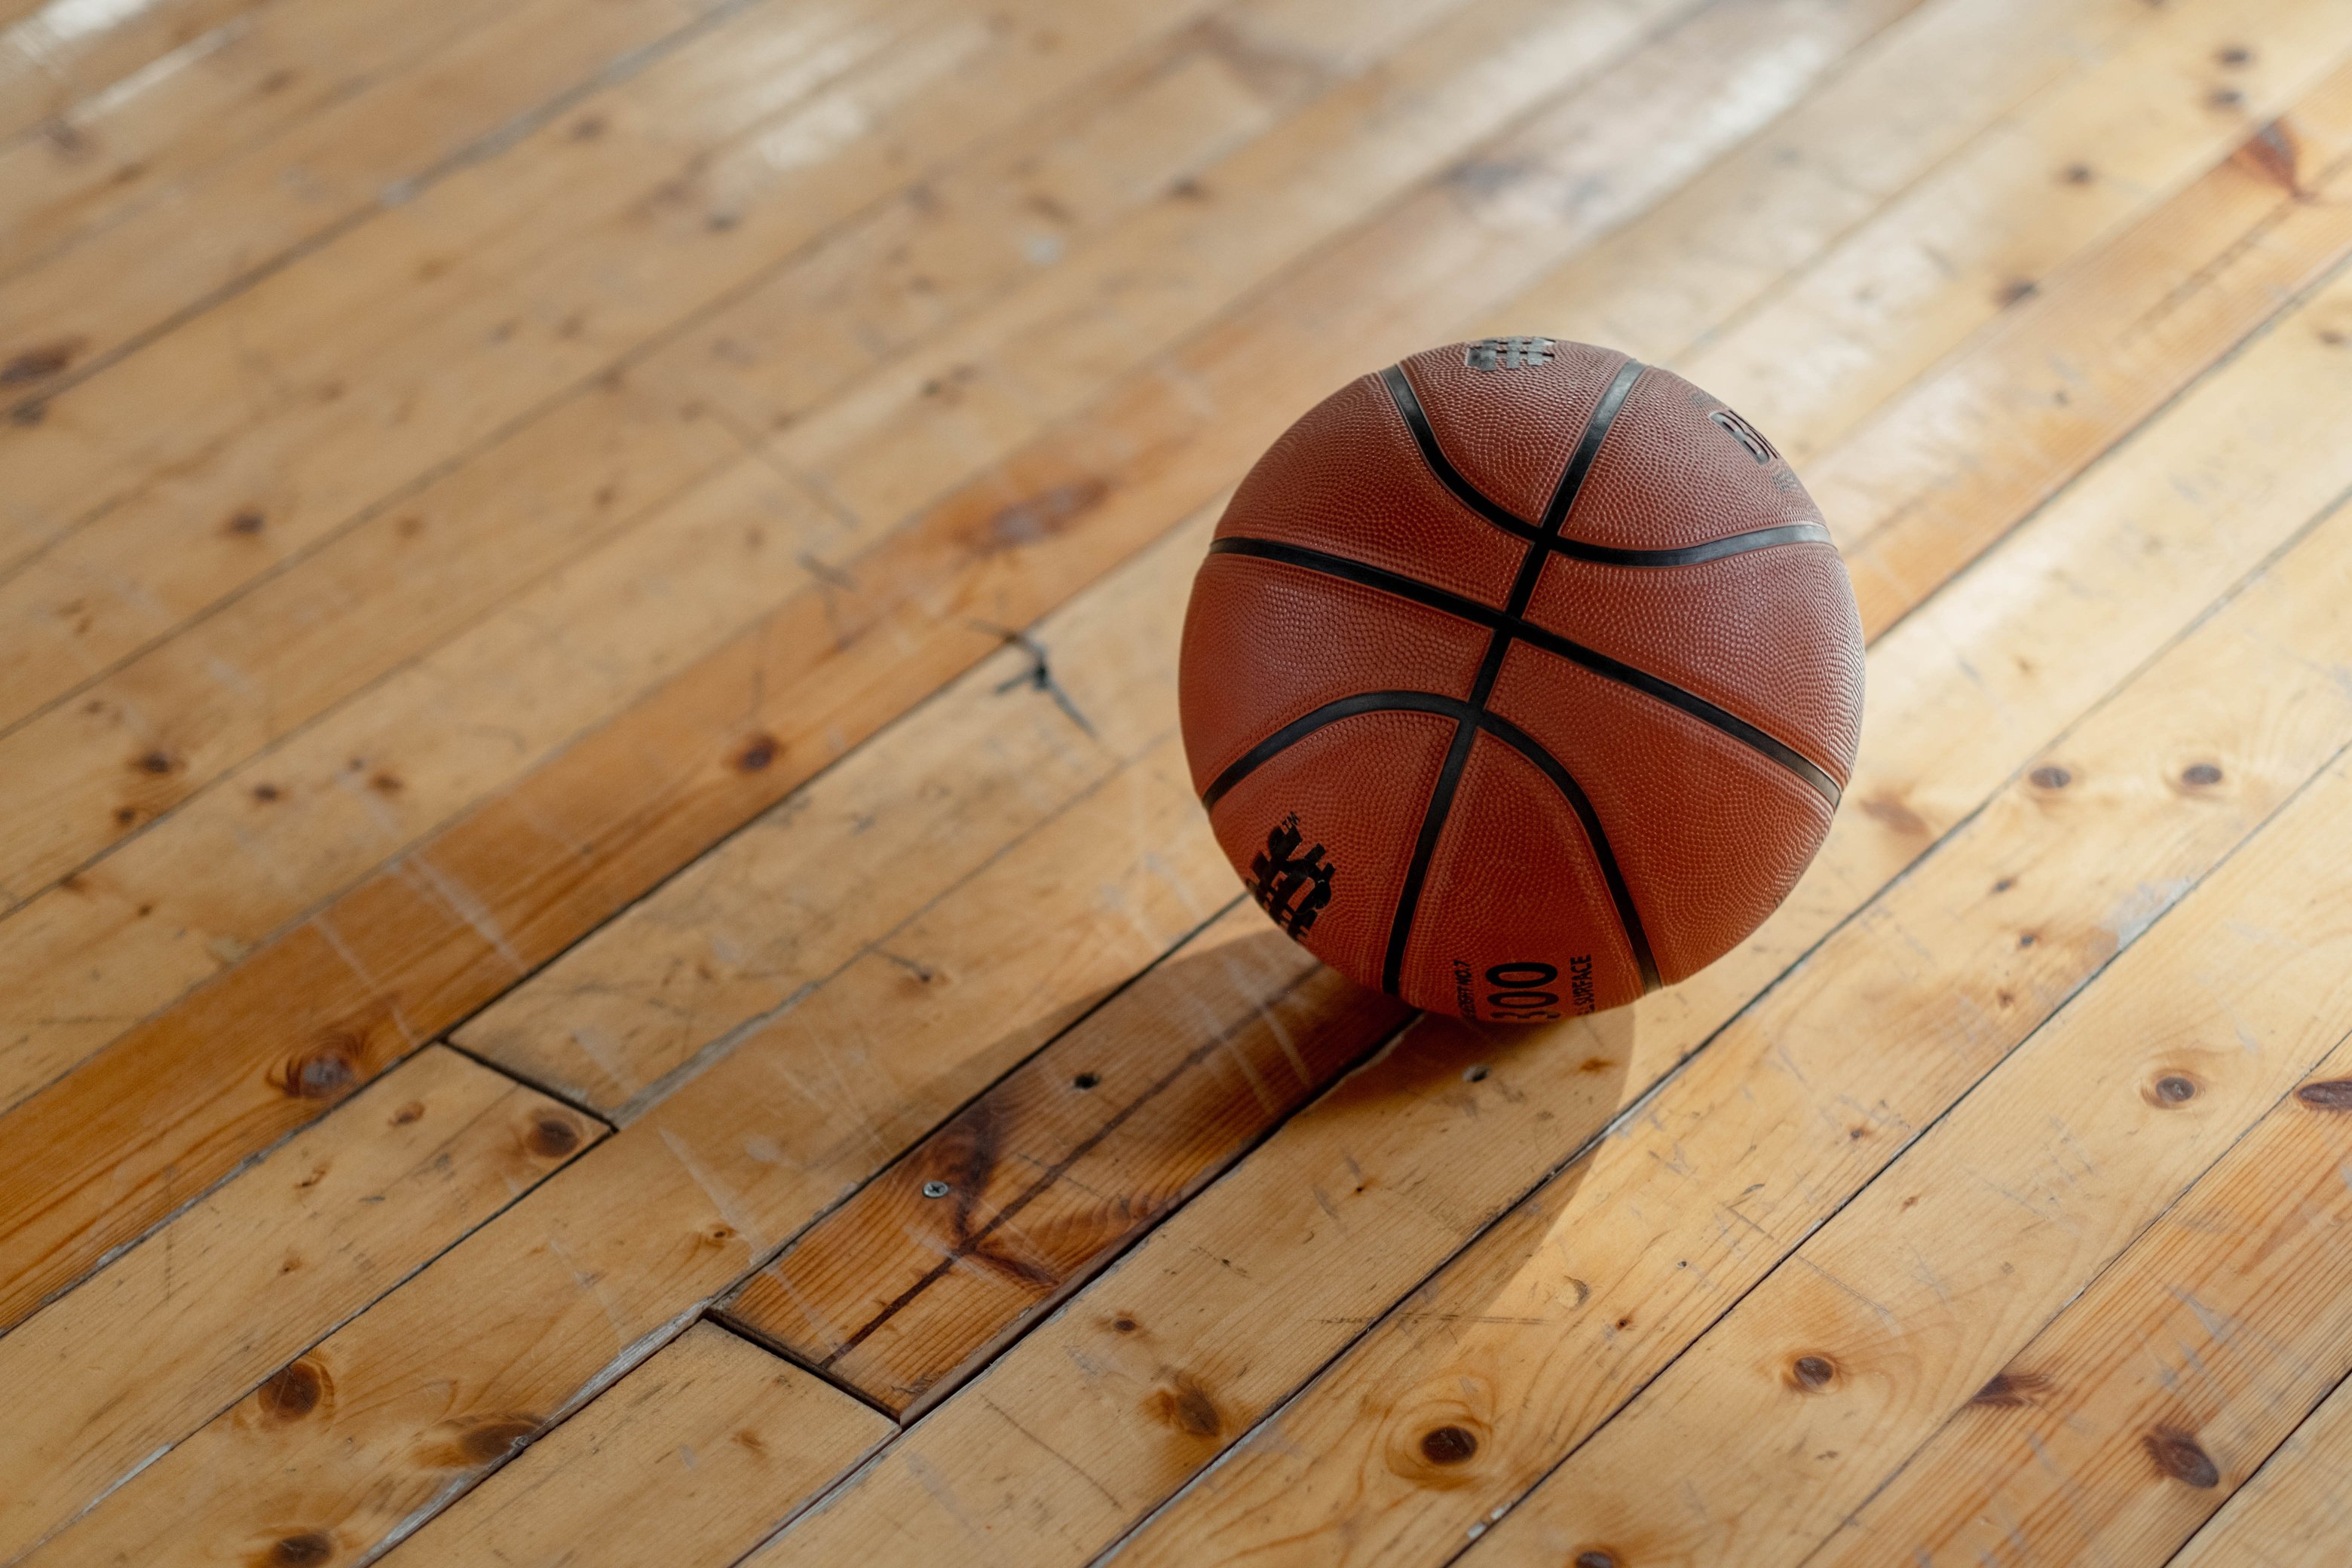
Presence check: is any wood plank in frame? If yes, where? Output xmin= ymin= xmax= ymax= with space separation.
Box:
xmin=773 ymin=0 xmax=2349 ymax=540
xmin=1421 ymin=518 xmax=2352 ymax=1568
xmin=0 ymin=0 xmax=602 ymax=284
xmin=0 ymin=3 xmax=1309 ymax=955
xmin=716 ymin=897 xmax=1410 ymax=1415
xmin=21 ymin=548 xmax=1264 ymax=1562
xmin=0 ymin=1043 xmax=599 ymax=1561
xmin=450 ymin=0 xmax=2193 ymax=1124
xmin=1823 ymin=62 xmax=2352 ymax=637
xmin=0 ymin=0 xmax=740 ymax=421
xmin=0 ymin=0 xmax=1212 ymax=718
xmin=0 ymin=0 xmax=272 ymax=142
xmin=378 ymin=1319 xmax=890 ymax=1568
xmin=0 ymin=0 xmax=1909 ymax=1336
xmin=1671 ymin=0 xmax=2352 ymax=468
xmin=0 ymin=454 xmax=847 ymax=1116
xmin=736 ymin=253 xmax=2352 ymax=1568
xmin=448 ymin=505 xmax=1205 ymax=1116
xmin=1806 ymin=840 xmax=2352 ymax=1565
xmin=2173 ymin=1368 xmax=2352 ymax=1566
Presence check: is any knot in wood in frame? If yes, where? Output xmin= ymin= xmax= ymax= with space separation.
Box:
xmin=265 ymin=1531 xmax=335 ymax=1566
xmin=1419 ymin=1425 xmax=1478 ymax=1465
xmin=1790 ymin=1354 xmax=1836 ymax=1390
xmin=256 ymin=1358 xmax=327 ymax=1421
xmin=525 ymin=1115 xmax=580 ymax=1157
xmin=2145 ymin=1426 xmax=2220 ymax=1487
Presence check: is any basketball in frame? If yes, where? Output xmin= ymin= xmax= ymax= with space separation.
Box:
xmin=1178 ymin=337 xmax=1864 ymax=1021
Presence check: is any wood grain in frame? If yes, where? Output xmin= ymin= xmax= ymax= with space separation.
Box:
xmin=1827 ymin=57 xmax=2352 ymax=637
xmin=0 ymin=0 xmax=1215 ymax=730
xmin=20 ymin=529 xmax=1269 ymax=1564
xmin=718 ymin=898 xmax=1410 ymax=1414
xmin=1806 ymin=786 xmax=2352 ymax=1563
xmin=0 ymin=0 xmax=1904 ymax=1344
xmin=2173 ymin=1364 xmax=2352 ymax=1566
xmin=378 ymin=1319 xmax=890 ymax=1568
xmin=761 ymin=252 xmax=2352 ymax=1568
xmin=0 ymin=1044 xmax=598 ymax=1561
xmin=1438 ymin=509 xmax=2352 ymax=1568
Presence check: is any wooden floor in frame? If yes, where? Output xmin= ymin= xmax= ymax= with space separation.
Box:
xmin=5 ymin=0 xmax=2352 ymax=1561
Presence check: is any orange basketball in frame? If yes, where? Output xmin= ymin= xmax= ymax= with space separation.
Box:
xmin=1178 ymin=338 xmax=1864 ymax=1021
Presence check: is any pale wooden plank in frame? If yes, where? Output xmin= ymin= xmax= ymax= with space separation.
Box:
xmin=21 ymin=537 xmax=1262 ymax=1563
xmin=0 ymin=0 xmax=1212 ymax=715
xmin=2173 ymin=1368 xmax=2352 ymax=1567
xmin=771 ymin=0 xmax=2344 ymax=543
xmin=378 ymin=1319 xmax=889 ymax=1568
xmin=0 ymin=455 xmax=850 ymax=1117
xmin=0 ymin=0 xmax=1904 ymax=1327
xmin=448 ymin=503 xmax=1206 ymax=1116
xmin=0 ymin=1043 xmax=599 ymax=1560
xmin=1427 ymin=516 xmax=2352 ymax=1567
xmin=0 ymin=2 xmax=1308 ymax=992
xmin=1824 ymin=66 xmax=2352 ymax=637
xmin=0 ymin=0 xmax=614 ymax=284
xmin=1807 ymin=846 xmax=2352 ymax=1564
xmin=735 ymin=249 xmax=2352 ymax=1568
xmin=0 ymin=0 xmax=740 ymax=424
xmin=715 ymin=897 xmax=1409 ymax=1414
xmin=1671 ymin=0 xmax=2352 ymax=468
xmin=0 ymin=0 xmax=274 ymax=142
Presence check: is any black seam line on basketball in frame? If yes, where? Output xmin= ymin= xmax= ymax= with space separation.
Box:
xmin=1379 ymin=365 xmax=1539 ymax=539
xmin=1378 ymin=363 xmax=1830 ymax=566
xmin=1199 ymin=691 xmax=1468 ymax=812
xmin=1380 ymin=358 xmax=1648 ymax=997
xmin=1205 ymin=533 xmax=1842 ymax=805
xmin=1477 ymin=709 xmax=1661 ymax=993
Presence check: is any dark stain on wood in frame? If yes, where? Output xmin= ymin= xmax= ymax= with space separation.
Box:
xmin=2180 ymin=761 xmax=2223 ymax=788
xmin=525 ymin=1114 xmax=580 ymax=1158
xmin=2145 ymin=1426 xmax=2221 ymax=1487
xmin=1970 ymin=1369 xmax=2055 ymax=1408
xmin=2029 ymin=764 xmax=2070 ymax=790
xmin=253 ymin=782 xmax=282 ymax=803
xmin=275 ymin=1035 xmax=362 ymax=1101
xmin=1574 ymin=1552 xmax=1619 ymax=1568
xmin=258 ymin=1530 xmax=335 ymax=1566
xmin=256 ymin=1357 xmax=329 ymax=1421
xmin=1789 ymin=1354 xmax=1838 ymax=1391
xmin=420 ymin=1413 xmax=541 ymax=1468
xmin=1419 ymin=1425 xmax=1478 ymax=1464
xmin=133 ymin=750 xmax=176 ymax=776
xmin=225 ymin=509 xmax=266 ymax=536
xmin=2298 ymin=1080 xmax=2352 ymax=1110
xmin=2 ymin=339 xmax=84 ymax=383
xmin=734 ymin=733 xmax=780 ymax=773
xmin=2148 ymin=1073 xmax=2199 ymax=1106
xmin=1149 ymin=1374 xmax=1223 ymax=1439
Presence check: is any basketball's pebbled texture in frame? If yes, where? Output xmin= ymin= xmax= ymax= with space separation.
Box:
xmin=1178 ymin=338 xmax=1864 ymax=1021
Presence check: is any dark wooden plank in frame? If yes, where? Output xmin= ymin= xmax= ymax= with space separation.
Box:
xmin=717 ymin=899 xmax=1410 ymax=1415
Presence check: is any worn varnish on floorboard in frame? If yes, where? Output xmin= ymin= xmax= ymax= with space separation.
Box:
xmin=5 ymin=0 xmax=2352 ymax=1563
